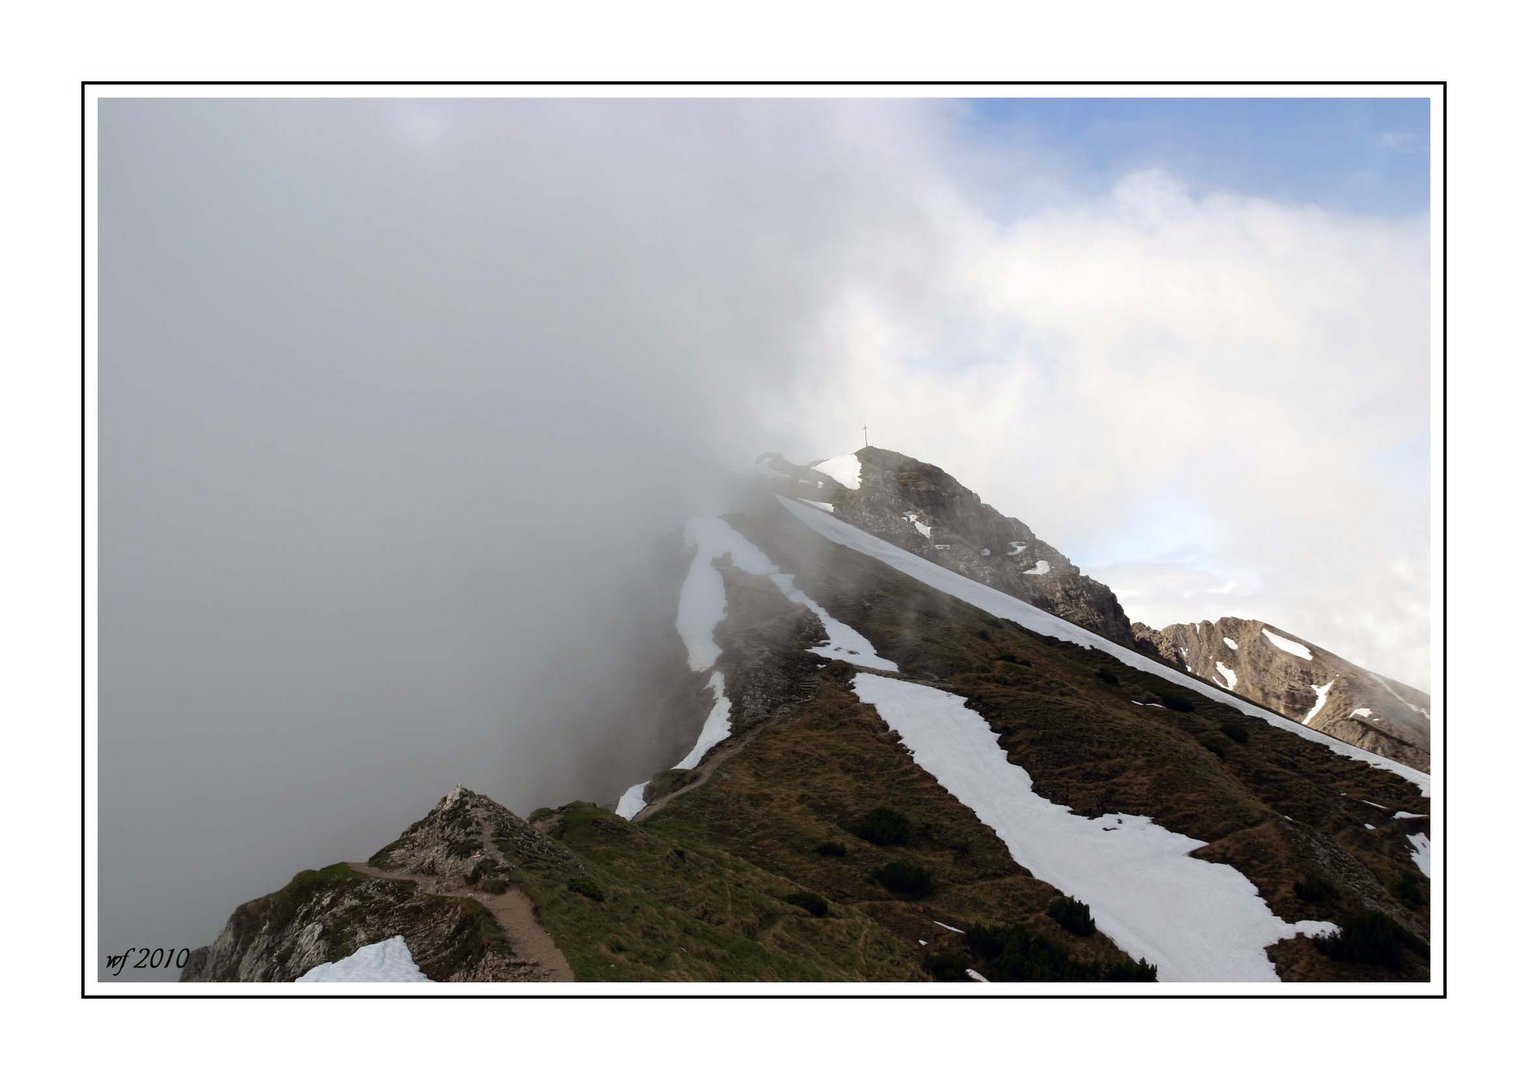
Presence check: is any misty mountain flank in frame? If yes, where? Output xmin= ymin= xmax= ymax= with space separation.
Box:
xmin=185 ymin=447 xmax=1431 ymax=984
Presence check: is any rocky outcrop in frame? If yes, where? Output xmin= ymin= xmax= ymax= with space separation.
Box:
xmin=759 ymin=448 xmax=1138 ymax=648
xmin=1134 ymin=617 xmax=1430 ymax=771
xmin=184 ymin=787 xmax=577 ymax=982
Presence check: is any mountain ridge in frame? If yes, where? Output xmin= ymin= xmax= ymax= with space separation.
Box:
xmin=181 ymin=450 xmax=1431 ymax=984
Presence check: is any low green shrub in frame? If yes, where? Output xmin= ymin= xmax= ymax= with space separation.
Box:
xmin=853 ymin=807 xmax=911 ymax=846
xmin=1313 ymin=912 xmax=1421 ymax=969
xmin=1393 ymin=873 xmax=1427 ymax=906
xmin=567 ymin=877 xmax=606 ymax=903
xmin=1046 ymin=896 xmax=1096 ymax=936
xmin=923 ymin=951 xmax=970 ymax=982
xmin=872 ymin=860 xmax=935 ymax=899
xmin=967 ymin=922 xmax=1156 ymax=982
xmin=785 ymin=891 xmax=829 ymax=917
xmin=1294 ymin=877 xmax=1334 ymax=903
xmin=1158 ymin=691 xmax=1197 ymax=713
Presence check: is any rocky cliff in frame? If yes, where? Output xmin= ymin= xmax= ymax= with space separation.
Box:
xmin=760 ymin=447 xmax=1139 ymax=648
xmin=183 ymin=786 xmax=575 ymax=982
xmin=1133 ymin=617 xmax=1431 ymax=771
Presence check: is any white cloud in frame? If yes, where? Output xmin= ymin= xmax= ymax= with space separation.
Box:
xmin=775 ymin=157 xmax=1430 ymax=689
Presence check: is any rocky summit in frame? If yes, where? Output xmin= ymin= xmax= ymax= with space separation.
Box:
xmin=1133 ymin=617 xmax=1431 ymax=771
xmin=760 ymin=447 xmax=1138 ymax=648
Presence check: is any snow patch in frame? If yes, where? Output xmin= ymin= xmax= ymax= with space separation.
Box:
xmin=1393 ymin=810 xmax=1427 ymax=821
xmin=1007 ymin=541 xmax=1027 ymax=556
xmin=852 ymin=673 xmax=1337 ymax=981
xmin=801 ymin=500 xmax=834 ymax=513
xmin=966 ymin=969 xmax=989 ymax=982
xmin=1132 ymin=700 xmax=1166 ymax=709
xmin=675 ymin=518 xmax=771 ymax=672
xmin=1223 ymin=637 xmax=1238 ymax=651
xmin=778 ymin=496 xmax=1428 ymax=796
xmin=769 ymin=572 xmax=899 ymax=672
xmin=933 ymin=920 xmax=965 ymax=935
xmin=1304 ymin=680 xmax=1335 ymax=725
xmin=615 ymin=782 xmax=648 ymax=821
xmin=627 ymin=512 xmax=902 ymax=811
xmin=1349 ymin=707 xmax=1373 ymax=718
xmin=1023 ymin=559 xmax=1051 ymax=576
xmin=1214 ymin=661 xmax=1238 ymax=691
xmin=675 ymin=673 xmax=733 ymax=771
xmin=1408 ymin=834 xmax=1431 ymax=878
xmin=297 ymin=937 xmax=430 ymax=983
xmin=903 ymin=511 xmax=933 ymax=539
xmin=1262 ymin=628 xmax=1314 ymax=661
xmin=812 ymin=453 xmax=863 ymax=490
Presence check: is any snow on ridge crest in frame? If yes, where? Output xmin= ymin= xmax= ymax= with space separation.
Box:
xmin=1262 ymin=627 xmax=1314 ymax=661
xmin=777 ymin=495 xmax=1428 ymax=797
xmin=811 ymin=453 xmax=863 ymax=491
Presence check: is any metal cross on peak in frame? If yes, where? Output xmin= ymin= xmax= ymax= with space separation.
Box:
xmin=862 ymin=424 xmax=869 ymax=448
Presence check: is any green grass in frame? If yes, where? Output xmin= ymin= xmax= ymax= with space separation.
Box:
xmin=504 ymin=802 xmax=925 ymax=981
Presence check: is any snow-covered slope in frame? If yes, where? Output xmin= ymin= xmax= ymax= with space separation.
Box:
xmin=779 ymin=496 xmax=1429 ymax=797
xmin=617 ymin=514 xmax=901 ymax=818
xmin=852 ymin=674 xmax=1335 ymax=981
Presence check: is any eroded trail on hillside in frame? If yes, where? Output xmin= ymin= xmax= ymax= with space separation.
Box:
xmin=347 ymin=822 xmax=573 ymax=982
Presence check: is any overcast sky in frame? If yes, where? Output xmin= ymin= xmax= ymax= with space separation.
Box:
xmin=768 ymin=97 xmax=1431 ymax=691
xmin=99 ymin=97 xmax=1431 ymax=969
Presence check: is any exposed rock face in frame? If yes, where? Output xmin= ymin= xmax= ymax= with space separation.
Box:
xmin=184 ymin=787 xmax=576 ymax=982
xmin=181 ymin=868 xmax=531 ymax=982
xmin=369 ymin=784 xmax=582 ymax=881
xmin=759 ymin=448 xmax=1138 ymax=648
xmin=1133 ymin=617 xmax=1430 ymax=771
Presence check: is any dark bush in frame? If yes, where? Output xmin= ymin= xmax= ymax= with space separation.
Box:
xmin=967 ymin=922 xmax=1156 ymax=982
xmin=1219 ymin=722 xmax=1249 ymax=744
xmin=1158 ymin=691 xmax=1197 ymax=713
xmin=479 ymin=878 xmax=508 ymax=895
xmin=1393 ymin=873 xmax=1427 ymax=906
xmin=923 ymin=951 xmax=970 ymax=982
xmin=1313 ymin=912 xmax=1421 ymax=969
xmin=566 ymin=877 xmax=606 ymax=903
xmin=814 ymin=841 xmax=847 ymax=857
xmin=785 ymin=891 xmax=829 ymax=917
xmin=1294 ymin=877 xmax=1334 ymax=903
xmin=1046 ymin=896 xmax=1096 ymax=936
xmin=1094 ymin=667 xmax=1120 ymax=686
xmin=853 ymin=807 xmax=911 ymax=846
xmin=872 ymin=860 xmax=935 ymax=899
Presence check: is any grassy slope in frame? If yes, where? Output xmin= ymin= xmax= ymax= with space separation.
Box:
xmin=727 ymin=500 xmax=1430 ymax=980
xmin=504 ymin=802 xmax=924 ymax=981
xmin=497 ymin=496 xmax=1427 ymax=981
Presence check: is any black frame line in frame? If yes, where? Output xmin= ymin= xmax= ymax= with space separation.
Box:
xmin=81 ymin=78 xmax=1446 ymax=1001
